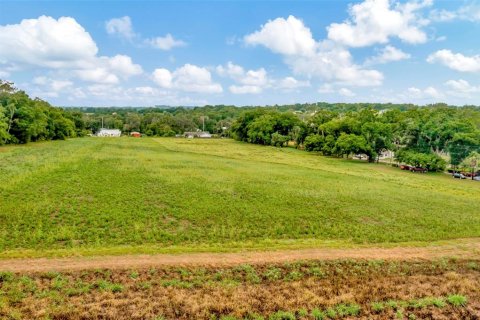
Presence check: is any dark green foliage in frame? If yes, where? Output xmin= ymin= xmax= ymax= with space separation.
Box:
xmin=230 ymin=105 xmax=480 ymax=166
xmin=233 ymin=110 xmax=302 ymax=146
xmin=0 ymin=80 xmax=79 ymax=144
xmin=395 ymin=149 xmax=447 ymax=171
xmin=334 ymin=133 xmax=369 ymax=158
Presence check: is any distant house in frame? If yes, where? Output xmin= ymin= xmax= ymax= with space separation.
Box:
xmin=130 ymin=131 xmax=141 ymax=138
xmin=97 ymin=129 xmax=121 ymax=137
xmin=184 ymin=131 xmax=212 ymax=138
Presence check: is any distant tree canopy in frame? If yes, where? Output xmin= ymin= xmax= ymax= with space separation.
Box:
xmin=2 ymin=79 xmax=480 ymax=168
xmin=230 ymin=106 xmax=480 ymax=168
xmin=0 ymin=80 xmax=84 ymax=145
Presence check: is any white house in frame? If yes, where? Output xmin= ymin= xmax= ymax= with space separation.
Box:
xmin=184 ymin=131 xmax=212 ymax=138
xmin=97 ymin=128 xmax=121 ymax=137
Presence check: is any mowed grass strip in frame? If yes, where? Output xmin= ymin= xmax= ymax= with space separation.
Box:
xmin=0 ymin=137 xmax=479 ymax=256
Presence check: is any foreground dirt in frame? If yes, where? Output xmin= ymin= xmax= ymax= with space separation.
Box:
xmin=1 ymin=238 xmax=480 ymax=272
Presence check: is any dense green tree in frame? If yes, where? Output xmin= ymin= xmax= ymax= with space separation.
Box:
xmin=448 ymin=133 xmax=480 ymax=166
xmin=0 ymin=106 xmax=9 ymax=144
xmin=303 ymin=134 xmax=325 ymax=152
xmin=0 ymin=80 xmax=80 ymax=144
xmin=395 ymin=149 xmax=446 ymax=171
xmin=334 ymin=133 xmax=369 ymax=158
xmin=271 ymin=132 xmax=290 ymax=147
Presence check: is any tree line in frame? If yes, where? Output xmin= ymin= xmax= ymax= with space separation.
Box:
xmin=230 ymin=107 xmax=480 ymax=172
xmin=0 ymin=81 xmax=86 ymax=145
xmin=2 ymin=79 xmax=480 ymax=171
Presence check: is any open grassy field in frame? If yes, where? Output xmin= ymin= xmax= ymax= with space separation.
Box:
xmin=0 ymin=137 xmax=479 ymax=257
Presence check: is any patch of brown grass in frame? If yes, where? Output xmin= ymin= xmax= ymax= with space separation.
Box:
xmin=0 ymin=259 xmax=479 ymax=319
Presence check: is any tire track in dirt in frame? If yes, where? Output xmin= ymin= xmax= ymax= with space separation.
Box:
xmin=1 ymin=238 xmax=479 ymax=272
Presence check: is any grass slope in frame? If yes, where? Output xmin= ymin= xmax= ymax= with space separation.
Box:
xmin=0 ymin=138 xmax=479 ymax=257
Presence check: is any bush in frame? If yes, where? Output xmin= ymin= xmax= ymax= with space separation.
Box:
xmin=446 ymin=294 xmax=467 ymax=307
xmin=268 ymin=311 xmax=296 ymax=320
xmin=371 ymin=302 xmax=385 ymax=312
xmin=311 ymin=309 xmax=326 ymax=320
xmin=395 ymin=149 xmax=446 ymax=171
xmin=336 ymin=303 xmax=361 ymax=316
xmin=271 ymin=132 xmax=290 ymax=147
xmin=304 ymin=134 xmax=325 ymax=152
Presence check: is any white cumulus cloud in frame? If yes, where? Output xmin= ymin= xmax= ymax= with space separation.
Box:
xmin=217 ymin=62 xmax=270 ymax=94
xmin=31 ymin=76 xmax=74 ymax=98
xmin=430 ymin=4 xmax=480 ymax=22
xmin=407 ymin=86 xmax=443 ymax=99
xmin=106 ymin=16 xmax=186 ymax=50
xmin=74 ymin=55 xmax=143 ymax=84
xmin=244 ymin=15 xmax=316 ymax=56
xmin=0 ymin=16 xmax=98 ymax=69
xmin=427 ymin=50 xmax=480 ymax=73
xmin=229 ymin=85 xmax=263 ymax=94
xmin=445 ymin=79 xmax=480 ymax=93
xmin=152 ymin=64 xmax=222 ymax=94
xmin=0 ymin=16 xmax=143 ymax=86
xmin=275 ymin=77 xmax=310 ymax=90
xmin=286 ymin=44 xmax=384 ymax=86
xmin=365 ymin=45 xmax=411 ymax=65
xmin=147 ymin=34 xmax=186 ymax=51
xmin=105 ymin=16 xmax=136 ymax=40
xmin=444 ymin=79 xmax=480 ymax=98
xmin=244 ymin=16 xmax=383 ymax=87
xmin=217 ymin=61 xmax=310 ymax=94
xmin=338 ymin=88 xmax=356 ymax=97
xmin=327 ymin=0 xmax=431 ymax=47
xmin=152 ymin=68 xmax=173 ymax=88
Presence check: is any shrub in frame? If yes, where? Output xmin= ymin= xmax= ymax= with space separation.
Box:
xmin=296 ymin=308 xmax=308 ymax=317
xmin=263 ymin=267 xmax=282 ymax=281
xmin=311 ymin=309 xmax=326 ymax=320
xmin=304 ymin=134 xmax=324 ymax=152
xmin=0 ymin=272 xmax=14 ymax=282
xmin=325 ymin=308 xmax=337 ymax=318
xmin=336 ymin=303 xmax=361 ymax=316
xmin=395 ymin=149 xmax=446 ymax=171
xmin=371 ymin=302 xmax=385 ymax=312
xmin=447 ymin=294 xmax=467 ymax=307
xmin=284 ymin=271 xmax=303 ymax=281
xmin=308 ymin=267 xmax=326 ymax=278
xmin=271 ymin=132 xmax=290 ymax=147
xmin=268 ymin=311 xmax=296 ymax=320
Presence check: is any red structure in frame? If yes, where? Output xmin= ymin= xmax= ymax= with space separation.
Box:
xmin=130 ymin=132 xmax=141 ymax=138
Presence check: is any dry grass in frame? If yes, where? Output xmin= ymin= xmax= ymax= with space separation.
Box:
xmin=1 ymin=259 xmax=479 ymax=319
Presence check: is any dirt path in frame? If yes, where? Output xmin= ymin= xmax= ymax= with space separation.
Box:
xmin=1 ymin=239 xmax=479 ymax=272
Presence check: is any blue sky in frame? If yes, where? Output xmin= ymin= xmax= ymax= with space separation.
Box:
xmin=1 ymin=0 xmax=480 ymax=106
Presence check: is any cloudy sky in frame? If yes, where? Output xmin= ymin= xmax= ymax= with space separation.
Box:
xmin=1 ymin=0 xmax=480 ymax=106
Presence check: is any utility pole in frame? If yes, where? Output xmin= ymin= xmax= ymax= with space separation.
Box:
xmin=472 ymin=159 xmax=477 ymax=181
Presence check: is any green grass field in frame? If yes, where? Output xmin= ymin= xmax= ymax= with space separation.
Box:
xmin=0 ymin=137 xmax=479 ymax=257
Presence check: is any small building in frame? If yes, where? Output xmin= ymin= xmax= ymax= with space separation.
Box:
xmin=184 ymin=131 xmax=212 ymax=138
xmin=130 ymin=131 xmax=141 ymax=138
xmin=97 ymin=128 xmax=121 ymax=137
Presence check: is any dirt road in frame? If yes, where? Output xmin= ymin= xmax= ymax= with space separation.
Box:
xmin=0 ymin=238 xmax=479 ymax=272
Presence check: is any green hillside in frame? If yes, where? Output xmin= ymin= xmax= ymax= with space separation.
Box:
xmin=0 ymin=138 xmax=479 ymax=257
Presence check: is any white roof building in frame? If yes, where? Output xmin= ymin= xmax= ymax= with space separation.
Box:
xmin=97 ymin=128 xmax=121 ymax=137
